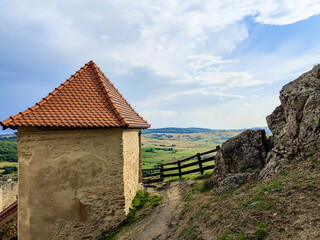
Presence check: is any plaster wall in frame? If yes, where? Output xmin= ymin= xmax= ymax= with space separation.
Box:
xmin=122 ymin=129 xmax=141 ymax=214
xmin=17 ymin=127 xmax=138 ymax=240
xmin=0 ymin=181 xmax=18 ymax=212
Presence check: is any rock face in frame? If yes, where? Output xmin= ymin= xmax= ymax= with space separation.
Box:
xmin=210 ymin=129 xmax=269 ymax=191
xmin=211 ymin=64 xmax=320 ymax=190
xmin=216 ymin=173 xmax=253 ymax=193
xmin=260 ymin=64 xmax=320 ymax=179
xmin=267 ymin=64 xmax=320 ymax=154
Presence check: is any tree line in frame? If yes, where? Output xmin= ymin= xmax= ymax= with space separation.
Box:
xmin=0 ymin=138 xmax=17 ymax=162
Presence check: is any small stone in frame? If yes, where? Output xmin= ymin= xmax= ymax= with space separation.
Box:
xmin=273 ymin=212 xmax=278 ymax=216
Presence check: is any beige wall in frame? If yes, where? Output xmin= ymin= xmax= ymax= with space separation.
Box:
xmin=0 ymin=181 xmax=18 ymax=212
xmin=122 ymin=129 xmax=141 ymax=214
xmin=17 ymin=127 xmax=142 ymax=240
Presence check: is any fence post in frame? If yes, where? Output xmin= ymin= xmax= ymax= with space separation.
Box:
xmin=178 ymin=161 xmax=182 ymax=178
xmin=160 ymin=164 xmax=164 ymax=181
xmin=197 ymin=153 xmax=204 ymax=175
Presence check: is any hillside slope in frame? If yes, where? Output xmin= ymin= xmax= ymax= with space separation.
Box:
xmin=166 ymin=158 xmax=320 ymax=239
xmin=109 ymin=157 xmax=319 ymax=240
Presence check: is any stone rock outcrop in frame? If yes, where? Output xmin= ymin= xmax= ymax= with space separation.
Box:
xmin=267 ymin=64 xmax=320 ymax=154
xmin=260 ymin=64 xmax=320 ymax=179
xmin=258 ymin=149 xmax=286 ymax=180
xmin=216 ymin=173 xmax=253 ymax=193
xmin=210 ymin=129 xmax=269 ymax=191
xmin=210 ymin=64 xmax=320 ymax=190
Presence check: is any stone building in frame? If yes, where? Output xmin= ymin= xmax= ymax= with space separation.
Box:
xmin=0 ymin=181 xmax=18 ymax=212
xmin=0 ymin=61 xmax=150 ymax=239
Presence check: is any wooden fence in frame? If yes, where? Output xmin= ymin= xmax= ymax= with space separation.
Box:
xmin=142 ymin=146 xmax=220 ymax=183
xmin=0 ymin=201 xmax=17 ymax=221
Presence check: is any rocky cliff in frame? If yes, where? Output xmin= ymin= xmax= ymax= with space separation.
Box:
xmin=211 ymin=64 xmax=320 ymax=190
xmin=268 ymin=64 xmax=320 ymax=152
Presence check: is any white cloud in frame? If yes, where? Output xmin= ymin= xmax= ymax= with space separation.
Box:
xmin=139 ymin=93 xmax=281 ymax=129
xmin=137 ymin=89 xmax=246 ymax=110
xmin=102 ymin=0 xmax=320 ymax=77
xmin=162 ymin=89 xmax=245 ymax=101
xmin=99 ymin=35 xmax=109 ymax=40
xmin=1 ymin=0 xmax=320 ymax=130
xmin=140 ymin=110 xmax=178 ymax=118
xmin=3 ymin=0 xmax=319 ymax=82
xmin=254 ymin=0 xmax=320 ymax=25
xmin=186 ymin=55 xmax=236 ymax=71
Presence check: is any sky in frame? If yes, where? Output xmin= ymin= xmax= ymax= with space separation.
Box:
xmin=1 ymin=0 xmax=320 ymax=134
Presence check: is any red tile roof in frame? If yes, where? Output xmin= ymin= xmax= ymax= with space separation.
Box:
xmin=1 ymin=61 xmax=150 ymax=130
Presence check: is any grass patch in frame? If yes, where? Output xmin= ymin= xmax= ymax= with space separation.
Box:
xmin=280 ymin=169 xmax=289 ymax=176
xmin=240 ymin=180 xmax=284 ymax=210
xmin=256 ymin=223 xmax=268 ymax=240
xmin=164 ymin=170 xmax=214 ymax=182
xmin=103 ymin=190 xmax=162 ymax=240
xmin=184 ymin=192 xmax=193 ymax=202
xmin=217 ymin=233 xmax=247 ymax=240
xmin=197 ymin=180 xmax=213 ymax=193
xmin=310 ymin=156 xmax=320 ymax=170
xmin=0 ymin=162 xmax=18 ymax=168
xmin=195 ymin=170 xmax=214 ymax=179
xmin=132 ymin=190 xmax=162 ymax=209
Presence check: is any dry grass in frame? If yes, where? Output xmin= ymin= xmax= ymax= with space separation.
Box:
xmin=165 ymin=158 xmax=320 ymax=240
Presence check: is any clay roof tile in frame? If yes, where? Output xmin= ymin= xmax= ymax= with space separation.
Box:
xmin=1 ymin=61 xmax=150 ymax=130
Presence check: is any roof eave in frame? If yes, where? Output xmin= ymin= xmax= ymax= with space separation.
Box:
xmin=126 ymin=123 xmax=151 ymax=129
xmin=1 ymin=124 xmax=17 ymax=131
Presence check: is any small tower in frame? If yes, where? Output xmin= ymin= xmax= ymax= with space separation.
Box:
xmin=0 ymin=61 xmax=150 ymax=239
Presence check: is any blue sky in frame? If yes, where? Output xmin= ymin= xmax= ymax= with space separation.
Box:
xmin=1 ymin=0 xmax=320 ymax=134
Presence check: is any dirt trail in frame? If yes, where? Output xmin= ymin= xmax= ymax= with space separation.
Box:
xmin=118 ymin=181 xmax=185 ymax=240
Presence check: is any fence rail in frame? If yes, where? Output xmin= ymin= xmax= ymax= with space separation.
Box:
xmin=0 ymin=201 xmax=17 ymax=221
xmin=142 ymin=145 xmax=220 ymax=183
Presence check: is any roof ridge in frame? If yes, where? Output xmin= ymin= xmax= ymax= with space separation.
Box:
xmin=0 ymin=60 xmax=92 ymax=124
xmin=90 ymin=61 xmax=128 ymax=127
xmin=0 ymin=61 xmax=92 ymax=126
xmin=1 ymin=61 xmax=150 ymax=129
xmin=95 ymin=65 xmax=151 ymax=128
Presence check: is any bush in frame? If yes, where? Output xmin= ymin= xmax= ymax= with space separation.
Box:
xmin=256 ymin=223 xmax=268 ymax=240
xmin=197 ymin=180 xmax=213 ymax=193
xmin=132 ymin=190 xmax=162 ymax=210
xmin=2 ymin=166 xmax=18 ymax=174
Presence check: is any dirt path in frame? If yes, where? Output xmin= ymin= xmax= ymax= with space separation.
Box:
xmin=118 ymin=181 xmax=184 ymax=240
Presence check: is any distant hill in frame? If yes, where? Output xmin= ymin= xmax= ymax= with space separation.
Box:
xmin=0 ymin=135 xmax=17 ymax=162
xmin=0 ymin=128 xmax=272 ymax=136
xmin=0 ymin=134 xmax=17 ymax=140
xmin=142 ymin=127 xmax=271 ymax=135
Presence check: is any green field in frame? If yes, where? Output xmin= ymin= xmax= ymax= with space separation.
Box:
xmin=0 ymin=162 xmax=18 ymax=168
xmin=141 ymin=130 xmax=240 ymax=178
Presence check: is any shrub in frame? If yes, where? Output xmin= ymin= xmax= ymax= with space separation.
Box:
xmin=217 ymin=233 xmax=233 ymax=240
xmin=197 ymin=180 xmax=213 ymax=193
xmin=132 ymin=190 xmax=162 ymax=210
xmin=256 ymin=223 xmax=268 ymax=240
